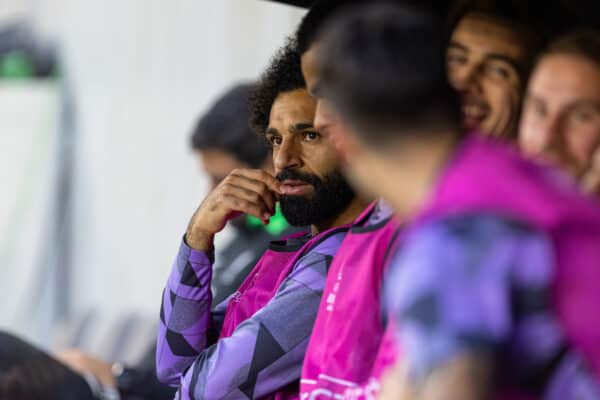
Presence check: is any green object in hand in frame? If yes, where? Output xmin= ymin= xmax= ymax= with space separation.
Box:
xmin=246 ymin=203 xmax=290 ymax=235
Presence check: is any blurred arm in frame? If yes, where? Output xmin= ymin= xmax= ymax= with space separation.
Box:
xmin=384 ymin=216 xmax=555 ymax=400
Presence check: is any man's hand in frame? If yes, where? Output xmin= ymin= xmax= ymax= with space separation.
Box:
xmin=56 ymin=349 xmax=116 ymax=387
xmin=379 ymin=359 xmax=416 ymax=400
xmin=186 ymin=169 xmax=282 ymax=251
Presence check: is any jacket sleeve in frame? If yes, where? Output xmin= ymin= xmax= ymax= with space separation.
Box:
xmin=159 ymin=240 xmax=335 ymax=400
xmin=384 ymin=216 xmax=556 ymax=382
xmin=155 ymin=239 xmax=228 ymax=386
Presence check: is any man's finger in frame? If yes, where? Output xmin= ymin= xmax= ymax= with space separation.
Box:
xmin=224 ymin=174 xmax=278 ymax=211
xmin=231 ymin=169 xmax=282 ymax=194
xmin=222 ymin=195 xmax=271 ymax=223
xmin=221 ymin=183 xmax=276 ymax=214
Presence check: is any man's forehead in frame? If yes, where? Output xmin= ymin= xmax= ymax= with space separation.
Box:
xmin=530 ymin=54 xmax=600 ymax=103
xmin=451 ymin=14 xmax=530 ymax=60
xmin=271 ymin=90 xmax=315 ymax=116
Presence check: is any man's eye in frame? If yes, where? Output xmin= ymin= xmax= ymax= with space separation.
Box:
xmin=571 ymin=108 xmax=599 ymax=124
xmin=446 ymin=52 xmax=467 ymax=66
xmin=303 ymin=131 xmax=320 ymax=142
xmin=525 ymin=99 xmax=546 ymax=118
xmin=485 ymin=63 xmax=512 ymax=80
xmin=267 ymin=136 xmax=282 ymax=147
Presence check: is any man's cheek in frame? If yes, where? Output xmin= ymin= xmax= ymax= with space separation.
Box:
xmin=326 ymin=128 xmax=350 ymax=160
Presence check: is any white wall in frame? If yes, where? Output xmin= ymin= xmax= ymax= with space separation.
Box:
xmin=0 ymin=0 xmax=305 ymax=345
xmin=61 ymin=0 xmax=304 ymax=319
xmin=0 ymin=82 xmax=61 ymax=345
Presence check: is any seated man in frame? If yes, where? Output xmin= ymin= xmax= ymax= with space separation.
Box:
xmin=519 ymin=29 xmax=600 ymax=197
xmin=155 ymin=39 xmax=367 ymax=399
xmin=314 ymin=3 xmax=600 ymax=399
xmin=189 ymin=82 xmax=297 ymax=305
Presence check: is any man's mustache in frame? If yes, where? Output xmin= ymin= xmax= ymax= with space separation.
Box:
xmin=276 ymin=170 xmax=321 ymax=188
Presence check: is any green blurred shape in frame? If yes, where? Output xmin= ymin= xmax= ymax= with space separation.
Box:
xmin=0 ymin=51 xmax=34 ymax=79
xmin=246 ymin=203 xmax=290 ymax=236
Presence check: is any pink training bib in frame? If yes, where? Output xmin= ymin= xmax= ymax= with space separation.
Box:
xmin=300 ymin=202 xmax=401 ymax=399
xmin=220 ymin=225 xmax=352 ymax=400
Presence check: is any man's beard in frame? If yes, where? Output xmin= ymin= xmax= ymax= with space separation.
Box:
xmin=277 ymin=169 xmax=356 ymax=227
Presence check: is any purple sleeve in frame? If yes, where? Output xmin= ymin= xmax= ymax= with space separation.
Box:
xmin=384 ymin=215 xmax=557 ymax=381
xmin=157 ymin=232 xmax=345 ymax=400
xmin=155 ymin=239 xmax=228 ymax=385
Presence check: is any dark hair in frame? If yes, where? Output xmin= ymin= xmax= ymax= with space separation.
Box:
xmin=0 ymin=332 xmax=95 ymax=400
xmin=544 ymin=29 xmax=600 ymax=68
xmin=190 ymin=83 xmax=269 ymax=168
xmin=297 ymin=0 xmax=453 ymax=54
xmin=296 ymin=0 xmax=359 ymax=54
xmin=447 ymin=0 xmax=584 ymax=59
xmin=317 ymin=3 xmax=462 ymax=147
xmin=249 ymin=38 xmax=306 ymax=137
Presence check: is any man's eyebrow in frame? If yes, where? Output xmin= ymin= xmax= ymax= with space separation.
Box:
xmin=524 ymin=91 xmax=544 ymax=103
xmin=568 ymin=99 xmax=600 ymax=111
xmin=448 ymin=41 xmax=523 ymax=72
xmin=290 ymin=122 xmax=314 ymax=132
xmin=265 ymin=127 xmax=279 ymax=136
xmin=448 ymin=41 xmax=467 ymax=52
xmin=485 ymin=52 xmax=522 ymax=71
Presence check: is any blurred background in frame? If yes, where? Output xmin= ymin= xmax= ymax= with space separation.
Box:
xmin=0 ymin=0 xmax=304 ymax=352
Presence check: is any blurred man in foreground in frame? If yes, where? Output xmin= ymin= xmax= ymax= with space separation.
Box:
xmin=294 ymin=2 xmax=403 ymax=398
xmin=315 ymin=3 xmax=600 ymax=399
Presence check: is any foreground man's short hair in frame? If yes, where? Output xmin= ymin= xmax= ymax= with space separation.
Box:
xmin=317 ymin=3 xmax=462 ymax=146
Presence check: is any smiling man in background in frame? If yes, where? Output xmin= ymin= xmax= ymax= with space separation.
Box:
xmin=520 ymin=29 xmax=600 ymax=197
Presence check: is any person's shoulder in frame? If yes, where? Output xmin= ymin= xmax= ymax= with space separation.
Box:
xmin=309 ymin=227 xmax=350 ymax=255
xmin=416 ymin=213 xmax=544 ymax=248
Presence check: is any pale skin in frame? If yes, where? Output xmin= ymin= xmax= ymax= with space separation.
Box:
xmin=520 ymin=53 xmax=600 ymax=196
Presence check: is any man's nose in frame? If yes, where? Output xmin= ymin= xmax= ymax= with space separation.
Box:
xmin=450 ymin=63 xmax=482 ymax=93
xmin=274 ymin=138 xmax=302 ymax=171
xmin=538 ymin=114 xmax=564 ymax=153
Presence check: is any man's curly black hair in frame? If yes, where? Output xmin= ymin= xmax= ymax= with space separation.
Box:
xmin=249 ymin=37 xmax=306 ymax=138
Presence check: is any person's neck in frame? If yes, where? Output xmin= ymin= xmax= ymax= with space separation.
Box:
xmin=311 ymin=195 xmax=372 ymax=235
xmin=382 ymin=132 xmax=459 ymax=218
